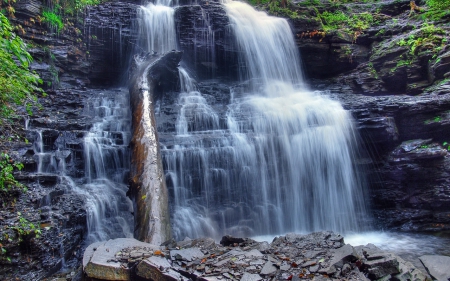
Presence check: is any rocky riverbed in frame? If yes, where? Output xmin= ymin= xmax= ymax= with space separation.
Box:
xmin=82 ymin=231 xmax=450 ymax=281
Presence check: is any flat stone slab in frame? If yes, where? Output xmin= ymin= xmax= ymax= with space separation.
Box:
xmin=83 ymin=238 xmax=160 ymax=280
xmin=170 ymin=247 xmax=204 ymax=261
xmin=240 ymin=272 xmax=262 ymax=281
xmin=136 ymin=256 xmax=183 ymax=281
xmin=419 ymin=255 xmax=450 ymax=281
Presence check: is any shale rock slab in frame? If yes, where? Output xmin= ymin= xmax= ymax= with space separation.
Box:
xmin=83 ymin=238 xmax=161 ymax=280
xmin=419 ymin=255 xmax=450 ymax=281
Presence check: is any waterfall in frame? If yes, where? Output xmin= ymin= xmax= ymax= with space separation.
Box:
xmin=138 ymin=0 xmax=369 ymax=240
xmin=138 ymin=1 xmax=177 ymax=54
xmin=225 ymin=1 xmax=303 ymax=86
xmin=30 ymin=90 xmax=133 ymax=243
xmin=81 ymin=92 xmax=134 ymax=242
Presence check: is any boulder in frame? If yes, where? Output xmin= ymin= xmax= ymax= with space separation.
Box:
xmin=364 ymin=253 xmax=400 ymax=280
xmin=419 ymin=255 xmax=450 ymax=281
xmin=83 ymin=238 xmax=160 ymax=280
xmin=393 ymin=256 xmax=426 ymax=281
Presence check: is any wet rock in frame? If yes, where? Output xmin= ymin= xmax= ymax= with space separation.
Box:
xmin=175 ymin=1 xmax=237 ymax=80
xmin=84 ymin=1 xmax=139 ymax=85
xmin=431 ymin=50 xmax=450 ymax=81
xmin=389 ymin=139 xmax=448 ymax=163
xmin=333 ymin=92 xmax=450 ymax=231
xmin=257 ymin=241 xmax=270 ymax=253
xmin=220 ymin=235 xmax=246 ymax=246
xmin=419 ymin=255 xmax=450 ymax=281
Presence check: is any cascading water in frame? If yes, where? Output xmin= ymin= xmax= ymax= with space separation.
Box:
xmin=138 ymin=0 xmax=369 ymax=240
xmin=80 ymin=91 xmax=134 ymax=242
xmin=137 ymin=0 xmax=177 ymax=54
xmin=226 ymin=2 xmax=303 ymax=86
xmin=30 ymin=90 xmax=133 ymax=243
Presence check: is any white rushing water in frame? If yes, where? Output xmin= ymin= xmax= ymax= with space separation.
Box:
xmin=81 ymin=92 xmax=134 ymax=242
xmin=138 ymin=0 xmax=177 ymax=54
xmin=29 ymin=89 xmax=133 ymax=243
xmin=225 ymin=1 xmax=303 ymax=86
xmin=138 ymin=0 xmax=369 ymax=240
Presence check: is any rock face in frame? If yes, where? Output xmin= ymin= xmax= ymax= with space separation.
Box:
xmin=0 ymin=89 xmax=111 ymax=280
xmin=84 ymin=0 xmax=140 ymax=85
xmin=128 ymin=51 xmax=182 ymax=244
xmin=175 ymin=0 xmax=238 ymax=80
xmin=334 ymin=92 xmax=450 ymax=231
xmin=82 ymin=232 xmax=425 ymax=281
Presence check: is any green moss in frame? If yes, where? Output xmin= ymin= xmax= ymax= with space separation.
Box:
xmin=319 ymin=10 xmax=374 ymax=33
xmin=396 ymin=23 xmax=446 ymax=56
xmin=247 ymin=0 xmax=271 ymax=6
xmin=268 ymin=0 xmax=299 ymax=19
xmin=424 ymin=0 xmax=450 ymax=20
xmin=42 ymin=10 xmax=64 ymax=32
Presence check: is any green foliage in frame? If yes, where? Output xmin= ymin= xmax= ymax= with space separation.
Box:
xmin=320 ymin=11 xmax=348 ymax=30
xmin=397 ymin=23 xmax=446 ymax=55
xmin=48 ymin=0 xmax=103 ymax=16
xmin=247 ymin=0 xmax=271 ymax=5
xmin=375 ymin=28 xmax=386 ymax=37
xmin=298 ymin=0 xmax=321 ymax=5
xmin=268 ymin=0 xmax=299 ymax=19
xmin=367 ymin=62 xmax=378 ymax=78
xmin=0 ymin=11 xmax=43 ymax=122
xmin=319 ymin=10 xmax=374 ymax=32
xmin=0 ymin=153 xmax=26 ymax=193
xmin=424 ymin=0 xmax=450 ymax=20
xmin=424 ymin=115 xmax=444 ymax=124
xmin=11 ymin=213 xmax=41 ymax=242
xmin=42 ymin=10 xmax=64 ymax=32
xmin=40 ymin=0 xmax=105 ymax=33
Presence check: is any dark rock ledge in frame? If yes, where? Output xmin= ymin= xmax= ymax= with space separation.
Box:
xmin=82 ymin=231 xmax=433 ymax=281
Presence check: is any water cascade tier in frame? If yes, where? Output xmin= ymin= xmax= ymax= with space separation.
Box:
xmin=136 ymin=0 xmax=370 ymax=241
xmin=28 ymin=89 xmax=134 ymax=243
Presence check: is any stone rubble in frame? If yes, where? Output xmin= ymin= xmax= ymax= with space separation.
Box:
xmin=83 ymin=231 xmax=430 ymax=281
